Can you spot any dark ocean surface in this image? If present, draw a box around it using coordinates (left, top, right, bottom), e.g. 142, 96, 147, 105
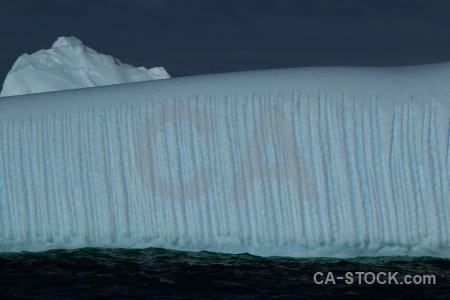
0, 248, 449, 299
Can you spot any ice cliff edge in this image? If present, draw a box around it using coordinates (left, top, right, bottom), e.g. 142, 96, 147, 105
0, 36, 170, 97
0, 62, 449, 256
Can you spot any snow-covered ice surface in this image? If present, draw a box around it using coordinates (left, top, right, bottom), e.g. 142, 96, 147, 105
0, 36, 170, 97
0, 63, 449, 257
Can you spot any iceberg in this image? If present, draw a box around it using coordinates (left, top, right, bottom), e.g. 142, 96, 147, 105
0, 36, 170, 97
0, 62, 449, 258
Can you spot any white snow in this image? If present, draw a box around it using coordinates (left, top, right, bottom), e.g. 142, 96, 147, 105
0, 36, 170, 97
0, 60, 449, 257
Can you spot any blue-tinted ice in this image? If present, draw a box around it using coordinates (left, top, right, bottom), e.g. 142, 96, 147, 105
0, 64, 449, 257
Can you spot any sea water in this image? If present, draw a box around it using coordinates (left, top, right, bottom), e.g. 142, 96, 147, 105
1, 248, 449, 298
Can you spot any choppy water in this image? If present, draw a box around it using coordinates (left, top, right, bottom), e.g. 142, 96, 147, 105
1, 248, 449, 299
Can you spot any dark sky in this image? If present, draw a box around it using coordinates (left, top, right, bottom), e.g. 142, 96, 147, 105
1, 0, 450, 84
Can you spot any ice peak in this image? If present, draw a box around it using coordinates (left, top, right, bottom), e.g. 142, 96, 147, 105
0, 36, 170, 97
52, 36, 84, 48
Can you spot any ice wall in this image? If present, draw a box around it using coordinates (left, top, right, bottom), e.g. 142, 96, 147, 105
0, 36, 170, 97
0, 63, 449, 257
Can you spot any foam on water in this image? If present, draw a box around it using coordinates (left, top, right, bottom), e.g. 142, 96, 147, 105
0, 63, 449, 257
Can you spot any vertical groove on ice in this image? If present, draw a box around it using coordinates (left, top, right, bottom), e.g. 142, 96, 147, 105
0, 90, 449, 256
